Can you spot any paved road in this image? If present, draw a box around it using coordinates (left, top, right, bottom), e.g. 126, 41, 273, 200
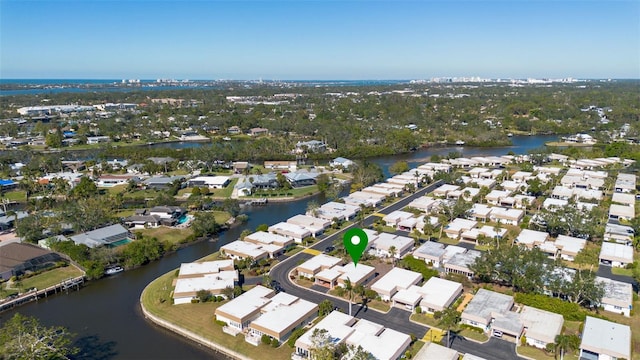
269, 180, 522, 360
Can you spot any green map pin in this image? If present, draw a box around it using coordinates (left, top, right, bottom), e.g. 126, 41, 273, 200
343, 228, 369, 266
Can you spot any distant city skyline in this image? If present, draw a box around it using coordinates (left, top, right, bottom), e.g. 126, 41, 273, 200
1, 1, 638, 80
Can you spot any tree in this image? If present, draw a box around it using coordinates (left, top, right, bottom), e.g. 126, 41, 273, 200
306, 200, 320, 217
318, 299, 334, 317
0, 313, 78, 360
190, 212, 220, 238
309, 328, 334, 360
388, 245, 397, 267
434, 307, 460, 348
343, 277, 354, 316
256, 223, 269, 232
72, 176, 98, 199
389, 160, 409, 175
552, 334, 580, 360
196, 289, 212, 302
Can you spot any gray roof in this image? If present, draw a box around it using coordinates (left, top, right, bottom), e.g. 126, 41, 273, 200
596, 276, 633, 306
446, 249, 481, 268
143, 175, 185, 185
580, 316, 630, 359
0, 211, 29, 226
414, 241, 445, 257
463, 289, 513, 321
70, 224, 129, 248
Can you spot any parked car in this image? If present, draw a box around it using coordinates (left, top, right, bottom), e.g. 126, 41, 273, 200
324, 246, 335, 254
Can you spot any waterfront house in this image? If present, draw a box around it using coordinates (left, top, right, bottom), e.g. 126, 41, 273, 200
172, 260, 238, 304
0, 242, 63, 280
70, 224, 131, 248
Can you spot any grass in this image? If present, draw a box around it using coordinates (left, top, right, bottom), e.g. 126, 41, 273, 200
134, 227, 194, 244
12, 265, 84, 293
406, 341, 425, 357
105, 184, 128, 194
517, 345, 579, 360
141, 270, 294, 360
246, 185, 319, 199
114, 209, 136, 218
123, 188, 162, 200
210, 179, 237, 198
457, 328, 488, 342
410, 313, 440, 327
611, 267, 634, 276
2, 190, 27, 202
366, 299, 391, 313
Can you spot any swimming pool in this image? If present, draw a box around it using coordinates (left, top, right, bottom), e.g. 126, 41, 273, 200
177, 215, 190, 224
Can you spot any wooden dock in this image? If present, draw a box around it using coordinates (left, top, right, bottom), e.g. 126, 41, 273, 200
248, 198, 268, 205
0, 275, 85, 313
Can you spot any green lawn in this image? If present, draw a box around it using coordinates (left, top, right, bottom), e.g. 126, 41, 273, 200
517, 345, 578, 360
12, 266, 84, 293
366, 299, 391, 313
246, 185, 319, 199
141, 270, 294, 360
134, 227, 194, 244
3, 190, 27, 202
457, 328, 488, 342
210, 178, 237, 198
611, 267, 634, 276
410, 313, 440, 327
105, 184, 128, 194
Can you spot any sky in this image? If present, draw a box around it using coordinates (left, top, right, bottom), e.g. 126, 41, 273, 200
1, 0, 639, 80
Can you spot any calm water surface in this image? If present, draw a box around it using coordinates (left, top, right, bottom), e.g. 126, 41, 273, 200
0, 135, 556, 359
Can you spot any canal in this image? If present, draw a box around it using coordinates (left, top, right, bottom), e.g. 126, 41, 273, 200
0, 135, 557, 359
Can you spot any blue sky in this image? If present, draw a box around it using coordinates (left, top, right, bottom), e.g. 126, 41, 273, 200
1, 1, 639, 79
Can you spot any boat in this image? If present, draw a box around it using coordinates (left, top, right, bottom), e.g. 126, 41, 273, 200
104, 266, 124, 275
455, 140, 465, 146
507, 133, 513, 137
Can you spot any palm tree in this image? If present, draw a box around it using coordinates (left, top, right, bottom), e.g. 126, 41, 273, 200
434, 307, 461, 348
388, 246, 397, 267
343, 277, 354, 316
553, 334, 580, 360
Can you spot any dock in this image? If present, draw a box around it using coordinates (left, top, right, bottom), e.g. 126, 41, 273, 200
248, 198, 268, 206
0, 275, 85, 313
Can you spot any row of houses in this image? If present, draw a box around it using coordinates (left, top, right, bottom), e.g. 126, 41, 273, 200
461, 289, 631, 359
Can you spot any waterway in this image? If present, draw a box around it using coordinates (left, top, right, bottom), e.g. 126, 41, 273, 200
0, 135, 557, 359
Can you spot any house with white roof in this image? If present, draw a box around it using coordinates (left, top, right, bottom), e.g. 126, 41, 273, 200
485, 190, 511, 205
172, 260, 238, 304
489, 207, 523, 226
551, 185, 575, 200
413, 241, 446, 267
329, 157, 354, 169
286, 215, 331, 237
604, 223, 635, 246
461, 289, 513, 332
368, 232, 413, 259
608, 204, 635, 222
611, 192, 636, 207
293, 311, 411, 360
414, 342, 458, 360
186, 175, 231, 189
511, 171, 533, 183
220, 240, 269, 261
433, 184, 460, 197
553, 235, 586, 261
500, 180, 527, 193
215, 285, 274, 333
295, 254, 342, 279
444, 218, 477, 239
543, 198, 568, 211
382, 210, 415, 228
579, 317, 630, 360
268, 222, 312, 243
468, 204, 493, 222
515, 229, 549, 248
519, 306, 564, 349
407, 196, 440, 213
336, 262, 376, 287
614, 173, 636, 193
599, 242, 634, 268
370, 268, 422, 301
246, 292, 317, 343
313, 201, 359, 221
417, 277, 463, 313
243, 231, 294, 257
444, 249, 481, 278
343, 191, 385, 207
596, 276, 633, 317
460, 225, 506, 245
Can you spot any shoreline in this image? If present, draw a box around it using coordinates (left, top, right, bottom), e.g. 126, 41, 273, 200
139, 288, 250, 360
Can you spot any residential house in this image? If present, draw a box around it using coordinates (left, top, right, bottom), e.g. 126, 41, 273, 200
70, 224, 131, 248
413, 241, 446, 267
186, 176, 231, 189
444, 249, 481, 278
172, 260, 238, 304
370, 268, 422, 302
579, 317, 630, 360
0, 243, 63, 280
295, 254, 342, 279
596, 276, 633, 317
599, 242, 633, 268
248, 127, 269, 136
329, 157, 354, 169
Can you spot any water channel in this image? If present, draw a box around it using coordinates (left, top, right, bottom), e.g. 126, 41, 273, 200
0, 135, 558, 359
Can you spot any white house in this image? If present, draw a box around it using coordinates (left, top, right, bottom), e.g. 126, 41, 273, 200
579, 317, 630, 360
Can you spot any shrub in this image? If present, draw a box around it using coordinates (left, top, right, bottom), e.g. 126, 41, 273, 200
271, 337, 279, 347
415, 306, 421, 314
514, 293, 586, 321
287, 327, 307, 348
261, 334, 271, 345
215, 320, 227, 327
